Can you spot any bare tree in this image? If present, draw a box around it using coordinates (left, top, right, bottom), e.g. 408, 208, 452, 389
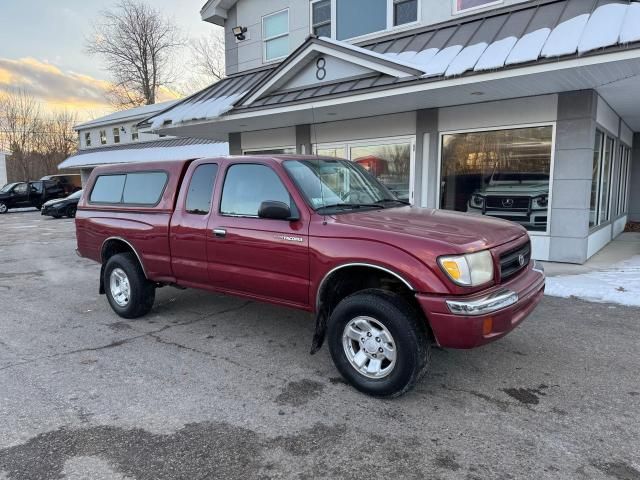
190, 29, 226, 89
0, 89, 42, 180
86, 0, 184, 108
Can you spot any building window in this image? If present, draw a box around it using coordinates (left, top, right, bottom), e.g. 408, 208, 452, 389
99, 130, 107, 145
454, 0, 502, 14
311, 0, 332, 37
84, 132, 91, 148
131, 126, 139, 141
394, 0, 418, 26
616, 144, 631, 216
113, 127, 121, 144
440, 126, 553, 233
314, 136, 414, 202
263, 9, 289, 62
590, 131, 615, 228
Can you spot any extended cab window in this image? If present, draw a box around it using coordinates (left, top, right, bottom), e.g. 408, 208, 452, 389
186, 164, 218, 214
221, 164, 290, 217
90, 172, 167, 205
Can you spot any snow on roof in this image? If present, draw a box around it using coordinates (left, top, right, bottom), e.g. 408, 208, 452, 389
75, 100, 180, 130
58, 139, 228, 169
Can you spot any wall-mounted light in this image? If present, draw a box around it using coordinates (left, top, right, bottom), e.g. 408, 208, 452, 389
233, 26, 247, 41
120, 127, 126, 133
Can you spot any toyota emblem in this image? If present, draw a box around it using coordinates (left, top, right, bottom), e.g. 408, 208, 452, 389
502, 198, 514, 208
518, 254, 526, 266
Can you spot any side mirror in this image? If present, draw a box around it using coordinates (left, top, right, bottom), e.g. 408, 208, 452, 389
258, 201, 297, 221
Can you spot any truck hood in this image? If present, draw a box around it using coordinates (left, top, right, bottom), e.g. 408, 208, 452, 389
331, 207, 527, 252
478, 183, 549, 196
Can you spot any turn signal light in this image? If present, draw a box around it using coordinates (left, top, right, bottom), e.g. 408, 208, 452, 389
441, 260, 462, 280
482, 317, 493, 336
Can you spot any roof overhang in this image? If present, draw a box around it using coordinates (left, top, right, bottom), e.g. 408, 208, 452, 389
201, 0, 237, 26
156, 48, 640, 140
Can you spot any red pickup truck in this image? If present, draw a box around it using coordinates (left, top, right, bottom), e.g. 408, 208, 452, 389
76, 156, 545, 397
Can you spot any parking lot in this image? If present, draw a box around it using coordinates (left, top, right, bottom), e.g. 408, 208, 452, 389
0, 210, 638, 479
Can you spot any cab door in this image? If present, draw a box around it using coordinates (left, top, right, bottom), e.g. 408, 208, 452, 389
169, 161, 219, 288
206, 162, 310, 307
11, 183, 29, 207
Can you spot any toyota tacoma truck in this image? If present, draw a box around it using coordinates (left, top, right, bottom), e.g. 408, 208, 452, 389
75, 156, 545, 397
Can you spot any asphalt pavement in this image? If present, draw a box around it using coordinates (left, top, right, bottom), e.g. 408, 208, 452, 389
0, 210, 638, 480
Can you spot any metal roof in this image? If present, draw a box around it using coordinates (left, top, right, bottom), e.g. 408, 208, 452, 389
75, 100, 179, 130
145, 0, 640, 127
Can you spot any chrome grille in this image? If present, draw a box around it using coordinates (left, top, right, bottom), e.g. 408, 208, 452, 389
500, 241, 531, 281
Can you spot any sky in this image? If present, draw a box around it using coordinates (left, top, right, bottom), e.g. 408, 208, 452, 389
0, 0, 215, 120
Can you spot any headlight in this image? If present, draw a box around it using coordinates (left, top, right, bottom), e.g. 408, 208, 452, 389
470, 194, 485, 208
438, 250, 494, 287
532, 194, 548, 208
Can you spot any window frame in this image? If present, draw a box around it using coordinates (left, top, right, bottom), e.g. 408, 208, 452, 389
99, 130, 107, 145
437, 122, 556, 237
88, 171, 169, 207
310, 0, 333, 38
113, 127, 121, 144
84, 132, 92, 148
219, 162, 298, 219
184, 163, 219, 216
310, 0, 420, 42
590, 129, 617, 230
262, 8, 290, 63
131, 126, 139, 141
453, 0, 503, 15
313, 135, 416, 204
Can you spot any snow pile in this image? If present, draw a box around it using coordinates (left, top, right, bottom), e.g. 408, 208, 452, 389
545, 255, 640, 307
445, 42, 488, 76
620, 3, 640, 44
541, 14, 589, 57
150, 94, 244, 129
506, 28, 551, 65
578, 4, 628, 54
59, 142, 230, 169
422, 45, 463, 77
474, 36, 517, 71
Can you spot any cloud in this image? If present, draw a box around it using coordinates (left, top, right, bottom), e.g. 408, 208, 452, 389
0, 57, 182, 120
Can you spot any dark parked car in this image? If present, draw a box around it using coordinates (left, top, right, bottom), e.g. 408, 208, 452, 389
0, 180, 67, 214
40, 174, 82, 196
41, 189, 83, 218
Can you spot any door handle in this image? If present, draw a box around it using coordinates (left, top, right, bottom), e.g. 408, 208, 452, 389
213, 228, 227, 238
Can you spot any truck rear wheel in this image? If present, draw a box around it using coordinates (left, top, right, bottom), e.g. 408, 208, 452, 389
104, 252, 155, 319
327, 289, 430, 398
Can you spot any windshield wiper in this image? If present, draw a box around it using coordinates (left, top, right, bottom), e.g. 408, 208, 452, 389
316, 203, 385, 212
375, 198, 411, 206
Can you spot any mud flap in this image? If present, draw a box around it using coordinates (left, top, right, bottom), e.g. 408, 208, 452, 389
310, 310, 327, 355
99, 263, 105, 295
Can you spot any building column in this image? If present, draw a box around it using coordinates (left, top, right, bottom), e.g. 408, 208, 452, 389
229, 132, 242, 155
0, 153, 7, 186
296, 125, 312, 155
414, 109, 438, 208
629, 133, 640, 222
548, 90, 598, 264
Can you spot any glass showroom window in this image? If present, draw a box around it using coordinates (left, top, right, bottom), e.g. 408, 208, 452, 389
616, 144, 631, 216
311, 0, 332, 37
315, 139, 413, 201
454, 0, 502, 14
263, 9, 289, 62
440, 126, 552, 232
590, 131, 615, 228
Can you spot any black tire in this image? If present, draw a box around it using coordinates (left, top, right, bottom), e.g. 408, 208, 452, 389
0, 202, 7, 214
328, 289, 431, 398
66, 205, 77, 218
103, 252, 155, 319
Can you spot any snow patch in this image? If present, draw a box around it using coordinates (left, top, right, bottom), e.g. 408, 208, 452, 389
410, 48, 439, 68
474, 37, 517, 71
422, 45, 463, 77
620, 3, 640, 44
541, 14, 589, 57
59, 143, 230, 169
445, 42, 488, 76
150, 94, 243, 129
506, 28, 551, 65
545, 255, 640, 307
578, 4, 628, 54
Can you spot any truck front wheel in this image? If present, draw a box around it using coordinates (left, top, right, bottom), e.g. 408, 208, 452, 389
0, 202, 7, 214
327, 289, 431, 398
104, 252, 155, 319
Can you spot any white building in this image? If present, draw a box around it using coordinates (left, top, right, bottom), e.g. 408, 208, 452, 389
137, 0, 639, 264
59, 100, 229, 183
0, 150, 8, 187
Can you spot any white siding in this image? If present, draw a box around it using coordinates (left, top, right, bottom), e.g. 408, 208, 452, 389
241, 126, 296, 150
312, 112, 416, 144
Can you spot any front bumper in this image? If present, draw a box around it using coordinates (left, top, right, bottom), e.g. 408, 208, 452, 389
41, 204, 64, 216
416, 262, 545, 349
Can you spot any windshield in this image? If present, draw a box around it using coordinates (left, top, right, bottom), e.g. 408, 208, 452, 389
283, 158, 400, 211
0, 183, 18, 193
